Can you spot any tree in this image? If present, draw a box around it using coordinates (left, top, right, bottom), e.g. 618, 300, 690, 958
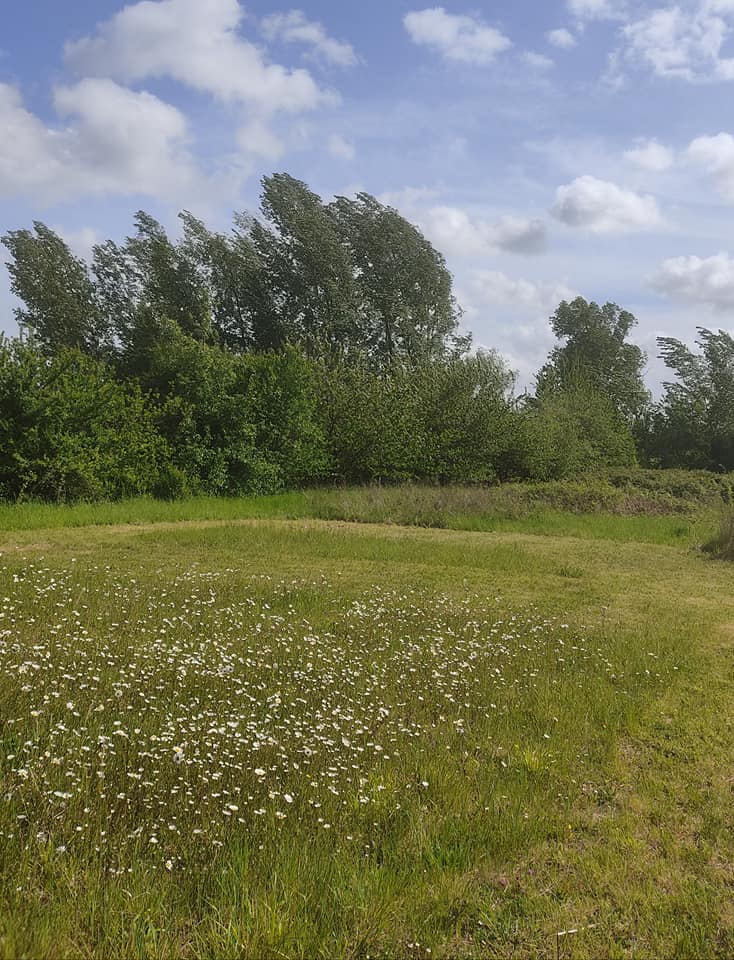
536, 298, 650, 425
330, 192, 468, 364
2, 223, 106, 356
92, 211, 213, 371
522, 377, 638, 479
178, 211, 276, 353
143, 323, 329, 495
252, 173, 360, 360
651, 328, 734, 470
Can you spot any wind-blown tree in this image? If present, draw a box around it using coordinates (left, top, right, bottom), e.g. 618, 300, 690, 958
651, 328, 734, 470
252, 173, 361, 361
536, 297, 650, 425
2, 223, 106, 356
3, 174, 469, 371
92, 211, 213, 370
329, 192, 468, 364
178, 211, 276, 353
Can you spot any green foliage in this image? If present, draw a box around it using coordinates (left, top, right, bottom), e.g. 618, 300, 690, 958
321, 352, 514, 483
537, 297, 650, 425
92, 211, 214, 370
0, 340, 168, 501
253, 173, 360, 360
651, 328, 734, 470
329, 191, 468, 363
2, 223, 106, 356
145, 324, 329, 495
2, 176, 730, 504
178, 211, 273, 353
517, 380, 638, 480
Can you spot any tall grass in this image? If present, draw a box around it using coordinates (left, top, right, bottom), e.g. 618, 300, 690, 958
702, 507, 734, 559
0, 492, 309, 532
0, 476, 721, 547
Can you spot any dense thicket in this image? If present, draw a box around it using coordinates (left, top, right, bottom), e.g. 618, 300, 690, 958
1, 172, 728, 502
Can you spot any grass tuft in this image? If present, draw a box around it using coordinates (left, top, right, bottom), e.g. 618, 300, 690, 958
702, 508, 734, 559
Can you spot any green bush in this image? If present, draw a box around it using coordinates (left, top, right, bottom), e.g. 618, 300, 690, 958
0, 341, 170, 502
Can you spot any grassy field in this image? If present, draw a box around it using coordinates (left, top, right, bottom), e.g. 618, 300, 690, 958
1, 491, 733, 957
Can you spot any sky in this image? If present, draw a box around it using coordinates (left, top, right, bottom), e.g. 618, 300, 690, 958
3, 0, 734, 389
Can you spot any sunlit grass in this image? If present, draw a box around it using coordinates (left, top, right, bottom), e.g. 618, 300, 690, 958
0, 511, 733, 957
0, 481, 719, 548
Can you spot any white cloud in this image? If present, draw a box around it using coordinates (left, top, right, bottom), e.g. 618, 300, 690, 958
547, 28, 577, 49
625, 138, 675, 171
0, 85, 65, 197
0, 79, 200, 203
654, 252, 734, 308
327, 134, 355, 160
419, 206, 546, 256
65, 0, 332, 113
237, 119, 285, 160
621, 2, 734, 82
261, 10, 358, 67
567, 0, 625, 20
488, 215, 548, 254
403, 7, 511, 65
472, 269, 577, 312
54, 79, 196, 197
688, 132, 734, 199
377, 189, 546, 256
378, 186, 439, 208
523, 52, 554, 69
551, 175, 664, 233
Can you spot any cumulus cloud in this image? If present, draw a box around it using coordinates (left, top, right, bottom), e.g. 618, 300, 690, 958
472, 269, 577, 312
377, 189, 546, 257
620, 2, 734, 82
688, 132, 734, 199
261, 10, 358, 67
625, 138, 675, 171
65, 0, 332, 112
551, 175, 663, 233
547, 28, 577, 48
0, 85, 66, 197
420, 207, 546, 256
654, 252, 734, 308
57, 227, 100, 262
403, 7, 511, 65
0, 79, 200, 203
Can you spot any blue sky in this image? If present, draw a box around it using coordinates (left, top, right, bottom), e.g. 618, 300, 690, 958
3, 0, 734, 387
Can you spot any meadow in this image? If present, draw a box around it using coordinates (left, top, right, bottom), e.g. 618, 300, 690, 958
1, 485, 733, 957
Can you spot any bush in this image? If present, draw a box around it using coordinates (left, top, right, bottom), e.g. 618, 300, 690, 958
0, 341, 171, 502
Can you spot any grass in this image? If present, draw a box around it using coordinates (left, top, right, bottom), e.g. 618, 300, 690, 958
0, 491, 308, 532
0, 477, 720, 547
703, 507, 734, 559
0, 493, 733, 956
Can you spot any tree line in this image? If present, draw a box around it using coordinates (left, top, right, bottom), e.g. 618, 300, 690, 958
1, 172, 732, 502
